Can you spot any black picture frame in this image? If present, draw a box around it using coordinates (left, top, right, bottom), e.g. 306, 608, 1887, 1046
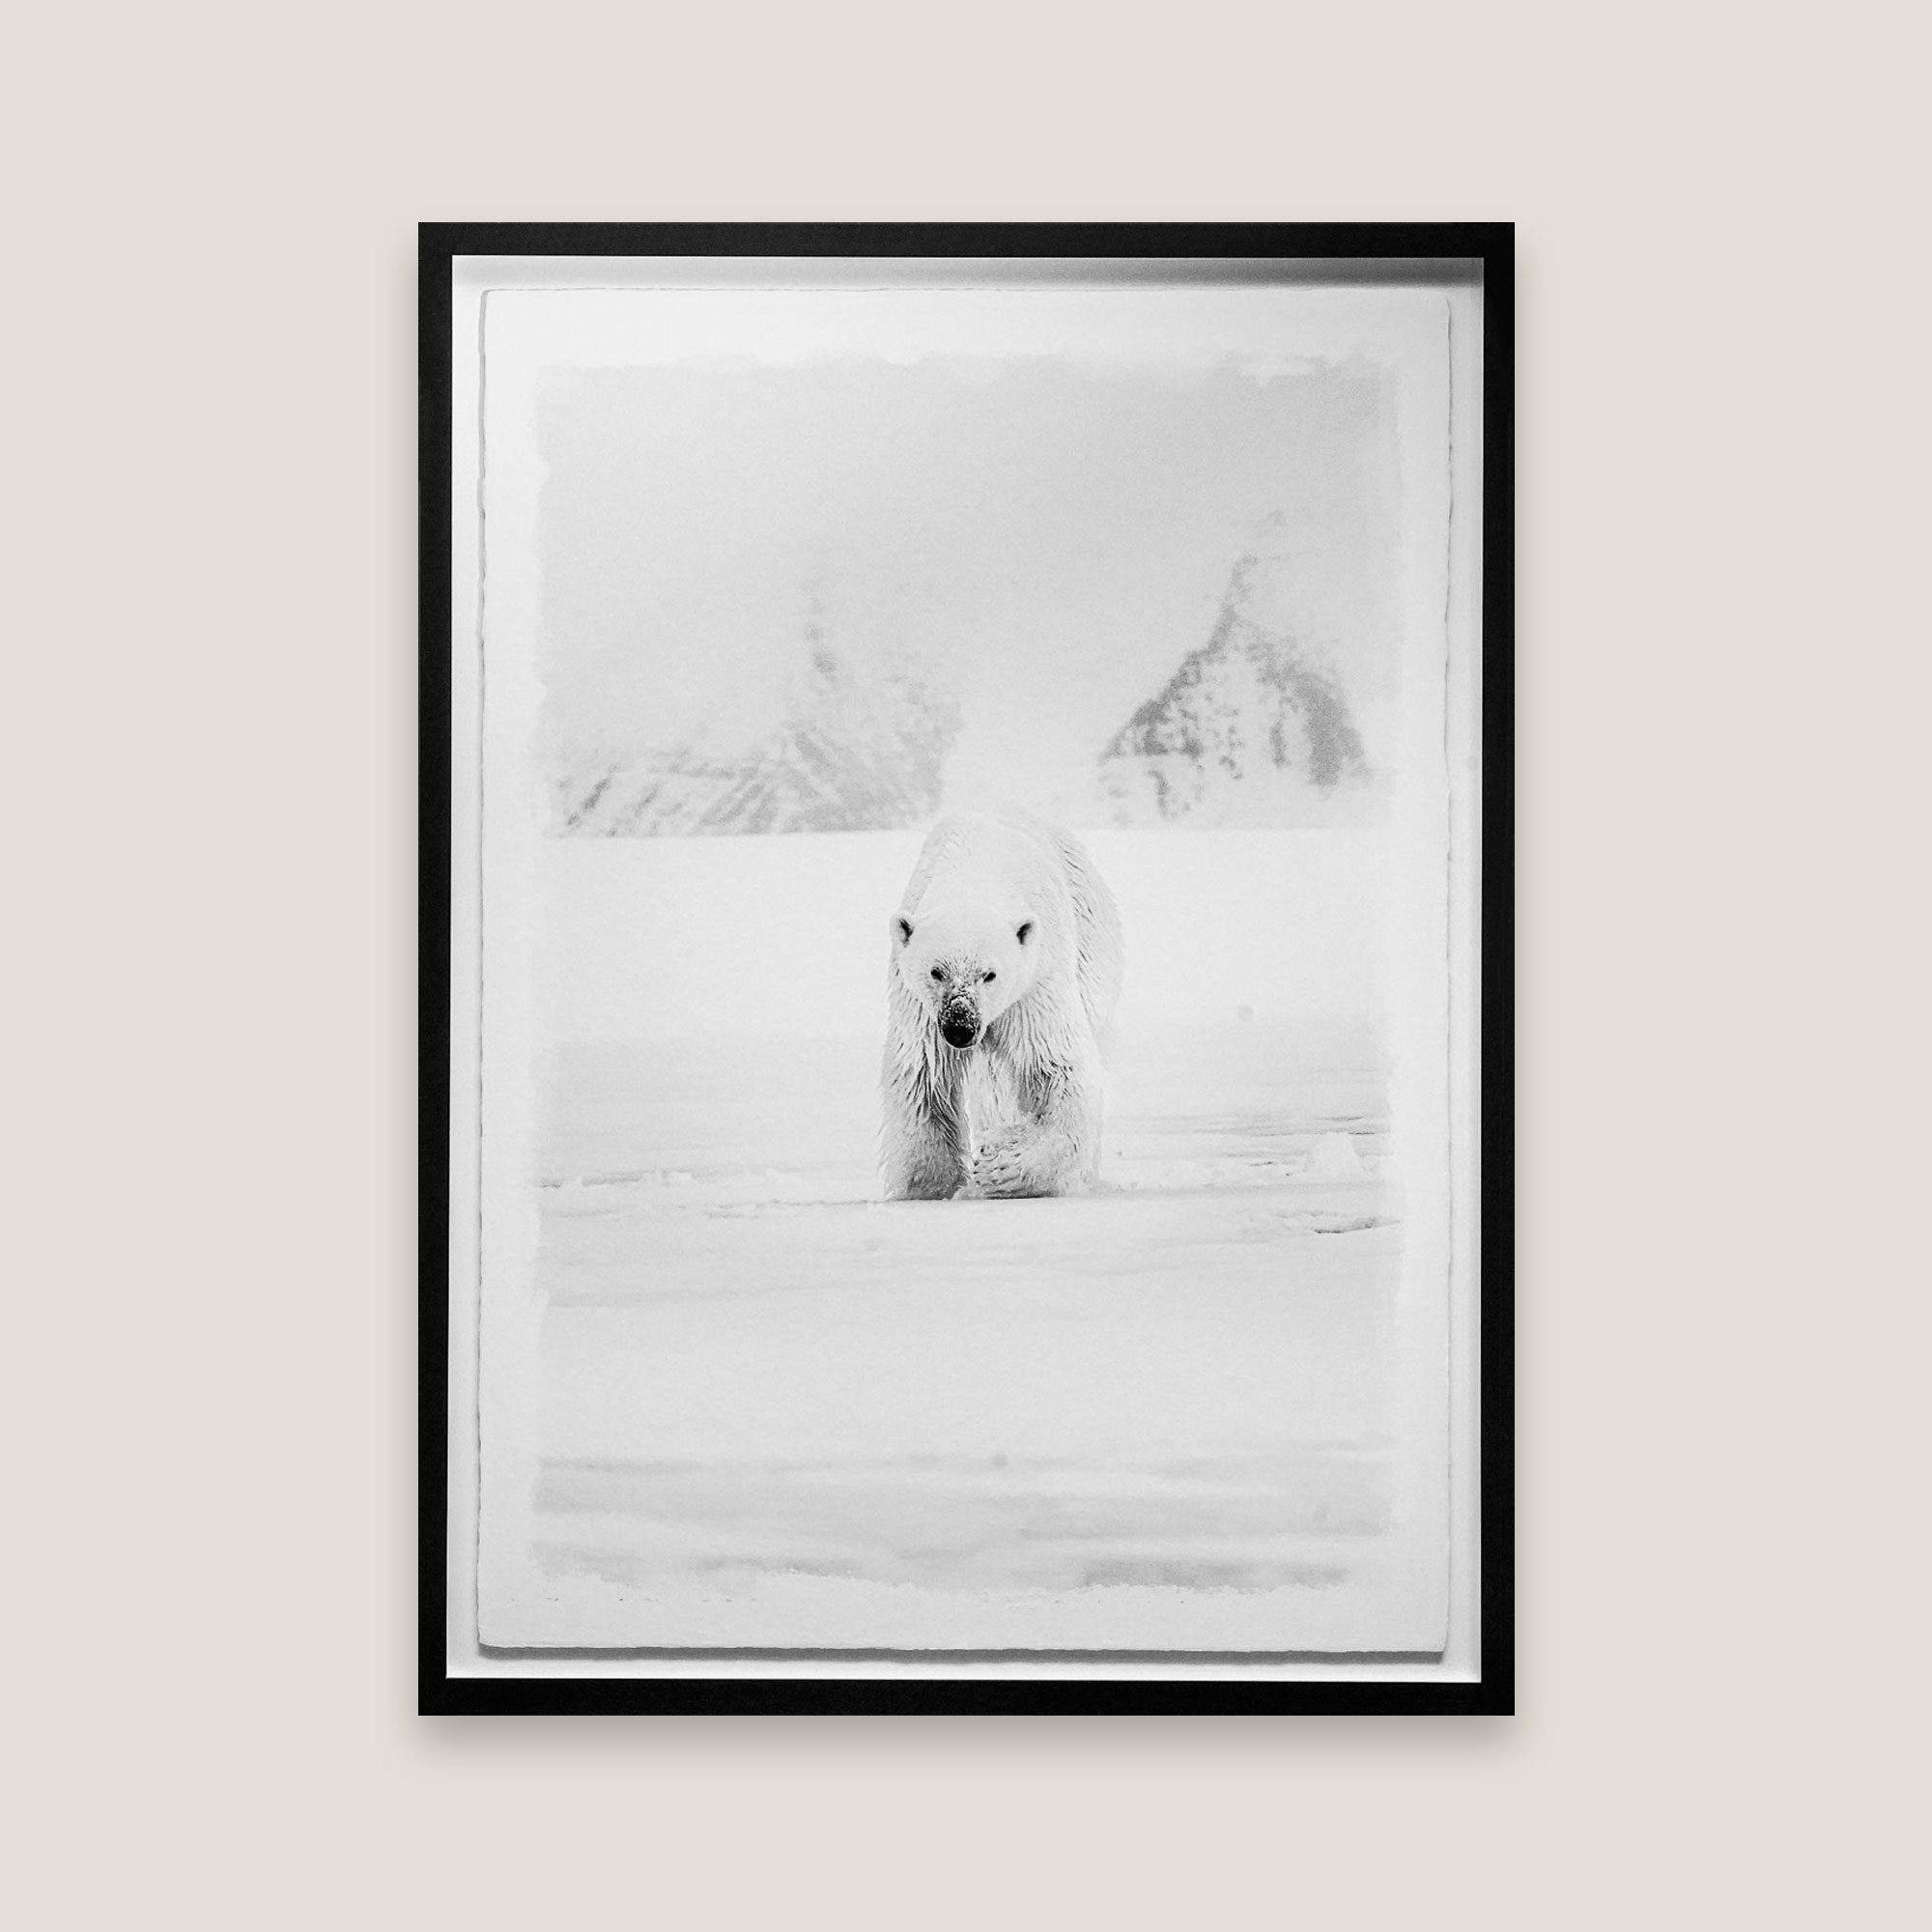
419, 221, 1513, 1716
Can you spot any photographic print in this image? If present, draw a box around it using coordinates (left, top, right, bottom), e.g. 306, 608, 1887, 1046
424, 227, 1509, 1709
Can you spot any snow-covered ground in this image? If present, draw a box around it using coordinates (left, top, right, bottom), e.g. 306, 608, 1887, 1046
480, 831, 1447, 1650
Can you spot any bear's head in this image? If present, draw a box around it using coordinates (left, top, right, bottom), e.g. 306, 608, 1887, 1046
891, 901, 1039, 1050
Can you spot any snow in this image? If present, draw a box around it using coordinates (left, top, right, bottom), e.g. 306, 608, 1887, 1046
1297, 1131, 1368, 1184
482, 829, 1445, 1650
538, 827, 1390, 1043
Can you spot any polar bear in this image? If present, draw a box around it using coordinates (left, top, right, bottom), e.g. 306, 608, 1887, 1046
882, 812, 1123, 1201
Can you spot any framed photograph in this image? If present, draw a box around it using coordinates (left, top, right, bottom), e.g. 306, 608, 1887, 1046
422, 223, 1512, 1713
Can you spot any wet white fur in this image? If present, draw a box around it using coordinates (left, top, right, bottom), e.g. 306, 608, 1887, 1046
882, 813, 1123, 1200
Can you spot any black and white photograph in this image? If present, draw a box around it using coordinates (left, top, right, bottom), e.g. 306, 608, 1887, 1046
431, 231, 1504, 1693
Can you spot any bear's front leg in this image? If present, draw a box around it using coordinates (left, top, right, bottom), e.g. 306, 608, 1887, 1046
881, 1050, 970, 1201
969, 1061, 1097, 1200
969, 1125, 1062, 1199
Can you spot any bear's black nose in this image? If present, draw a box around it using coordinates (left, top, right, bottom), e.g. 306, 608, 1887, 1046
939, 998, 980, 1050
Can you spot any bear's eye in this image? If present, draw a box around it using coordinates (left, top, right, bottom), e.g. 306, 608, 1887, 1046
982, 970, 996, 982
1015, 922, 1033, 946
895, 917, 913, 945
929, 967, 944, 981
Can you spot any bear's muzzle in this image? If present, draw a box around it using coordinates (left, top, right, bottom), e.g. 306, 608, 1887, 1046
938, 995, 981, 1050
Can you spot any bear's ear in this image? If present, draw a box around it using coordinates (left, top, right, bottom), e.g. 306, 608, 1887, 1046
1015, 921, 1033, 946
895, 916, 914, 946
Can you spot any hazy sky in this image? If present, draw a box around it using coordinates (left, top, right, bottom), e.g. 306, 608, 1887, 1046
536, 352, 1403, 797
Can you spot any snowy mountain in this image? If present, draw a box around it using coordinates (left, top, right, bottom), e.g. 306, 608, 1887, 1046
556, 636, 958, 838
1095, 548, 1373, 828
552, 532, 1384, 838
